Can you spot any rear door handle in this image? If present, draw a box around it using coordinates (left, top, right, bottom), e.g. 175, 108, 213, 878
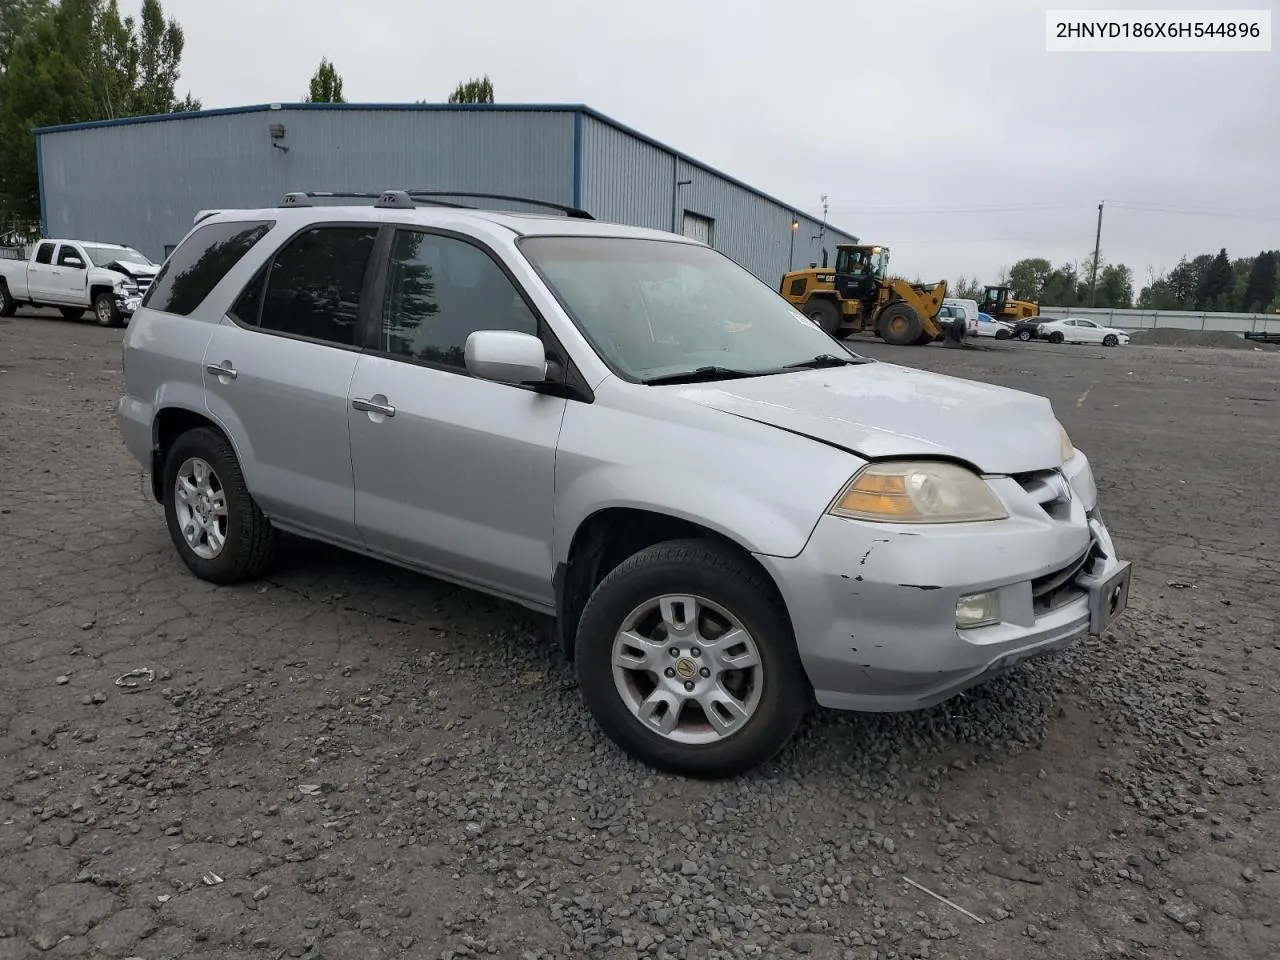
352, 396, 395, 417
206, 362, 237, 380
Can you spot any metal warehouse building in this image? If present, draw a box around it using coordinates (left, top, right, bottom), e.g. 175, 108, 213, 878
34, 103, 856, 285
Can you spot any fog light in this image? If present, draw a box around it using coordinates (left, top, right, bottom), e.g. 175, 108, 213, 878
956, 591, 1000, 629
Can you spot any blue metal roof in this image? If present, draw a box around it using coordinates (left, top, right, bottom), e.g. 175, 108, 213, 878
33, 102, 853, 237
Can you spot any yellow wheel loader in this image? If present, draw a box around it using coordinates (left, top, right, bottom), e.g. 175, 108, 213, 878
780, 245, 949, 346
979, 285, 1040, 320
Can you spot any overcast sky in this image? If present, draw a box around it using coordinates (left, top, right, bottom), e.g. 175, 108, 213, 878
157, 0, 1277, 289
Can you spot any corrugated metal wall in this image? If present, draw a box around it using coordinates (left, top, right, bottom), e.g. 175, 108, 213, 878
38, 108, 575, 262
38, 105, 855, 287
578, 114, 856, 286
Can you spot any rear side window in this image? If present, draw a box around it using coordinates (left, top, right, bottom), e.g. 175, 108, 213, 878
142, 219, 274, 316
34, 243, 54, 265
256, 226, 379, 346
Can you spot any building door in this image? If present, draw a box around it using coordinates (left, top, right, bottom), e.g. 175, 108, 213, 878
682, 211, 714, 246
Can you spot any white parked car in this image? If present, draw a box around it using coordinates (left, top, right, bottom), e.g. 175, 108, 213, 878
974, 312, 1014, 339
1039, 317, 1130, 347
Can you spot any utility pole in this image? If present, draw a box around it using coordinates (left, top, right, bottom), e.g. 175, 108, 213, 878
1088, 200, 1104, 307
811, 194, 829, 267
789, 217, 798, 271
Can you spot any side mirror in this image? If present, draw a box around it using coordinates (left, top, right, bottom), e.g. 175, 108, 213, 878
63, 257, 84, 269
465, 329, 548, 386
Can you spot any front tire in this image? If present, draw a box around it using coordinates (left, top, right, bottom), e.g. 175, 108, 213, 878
1048, 331, 1065, 344
93, 292, 122, 327
804, 298, 841, 336
574, 538, 812, 778
1102, 334, 1119, 347
1017, 329, 1034, 341
162, 427, 276, 584
877, 303, 924, 346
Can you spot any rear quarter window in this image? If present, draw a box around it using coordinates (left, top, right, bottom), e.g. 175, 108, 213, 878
142, 219, 275, 316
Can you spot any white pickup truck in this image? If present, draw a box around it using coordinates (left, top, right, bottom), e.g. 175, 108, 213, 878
0, 239, 159, 326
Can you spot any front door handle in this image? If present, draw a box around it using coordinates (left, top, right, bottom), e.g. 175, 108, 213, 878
206, 362, 238, 380
352, 396, 395, 417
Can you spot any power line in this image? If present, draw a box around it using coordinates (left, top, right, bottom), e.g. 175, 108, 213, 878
1107, 201, 1280, 222
826, 200, 1280, 222
827, 202, 1086, 216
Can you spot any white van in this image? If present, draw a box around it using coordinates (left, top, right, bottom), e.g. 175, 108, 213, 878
940, 298, 979, 337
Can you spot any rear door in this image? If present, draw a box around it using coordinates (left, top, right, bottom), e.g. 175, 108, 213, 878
202, 223, 380, 546
346, 227, 566, 604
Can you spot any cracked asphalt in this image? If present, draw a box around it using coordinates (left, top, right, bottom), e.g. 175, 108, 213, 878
1, 311, 1277, 960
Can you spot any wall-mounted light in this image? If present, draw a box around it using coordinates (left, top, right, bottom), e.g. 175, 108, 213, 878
269, 122, 288, 153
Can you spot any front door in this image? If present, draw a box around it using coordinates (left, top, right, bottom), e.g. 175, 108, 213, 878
202, 223, 381, 546
26, 242, 60, 301
348, 228, 566, 605
55, 243, 89, 304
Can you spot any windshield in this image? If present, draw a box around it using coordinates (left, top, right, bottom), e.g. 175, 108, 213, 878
519, 236, 861, 382
82, 245, 152, 267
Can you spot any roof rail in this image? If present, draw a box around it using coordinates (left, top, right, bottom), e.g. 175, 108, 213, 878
404, 190, 595, 220
276, 189, 594, 219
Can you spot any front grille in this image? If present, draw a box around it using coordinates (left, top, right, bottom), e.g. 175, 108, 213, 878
1031, 546, 1091, 613
133, 276, 153, 292
1013, 468, 1072, 520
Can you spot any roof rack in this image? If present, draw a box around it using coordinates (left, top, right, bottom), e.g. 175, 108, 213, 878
277, 189, 594, 220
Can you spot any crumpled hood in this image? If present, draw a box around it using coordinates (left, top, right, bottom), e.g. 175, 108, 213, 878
676, 361, 1063, 475
106, 261, 159, 279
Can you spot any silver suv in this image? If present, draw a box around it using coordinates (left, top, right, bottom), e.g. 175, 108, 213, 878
117, 190, 1132, 777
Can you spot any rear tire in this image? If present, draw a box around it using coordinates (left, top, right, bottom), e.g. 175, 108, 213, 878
93, 292, 122, 327
877, 302, 924, 346
162, 427, 277, 585
804, 298, 841, 336
574, 538, 812, 778
1102, 334, 1119, 347
0, 284, 14, 317
60, 307, 85, 321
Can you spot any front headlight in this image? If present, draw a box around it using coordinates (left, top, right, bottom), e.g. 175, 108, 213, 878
1058, 422, 1075, 463
828, 461, 1009, 524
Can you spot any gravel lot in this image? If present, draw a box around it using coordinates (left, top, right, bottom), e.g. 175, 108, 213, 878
2, 311, 1277, 960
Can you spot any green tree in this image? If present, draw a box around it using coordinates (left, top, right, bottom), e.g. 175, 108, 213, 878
447, 74, 494, 104
1240, 250, 1278, 314
0, 0, 199, 228
1007, 257, 1053, 301
1194, 248, 1234, 310
304, 56, 345, 103
1041, 263, 1082, 307
1095, 263, 1133, 309
0, 0, 49, 78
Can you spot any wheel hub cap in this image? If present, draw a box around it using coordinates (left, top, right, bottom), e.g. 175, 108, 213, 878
611, 594, 763, 745
173, 457, 228, 560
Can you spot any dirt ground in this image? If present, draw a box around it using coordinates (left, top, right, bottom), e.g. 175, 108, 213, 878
1, 311, 1277, 960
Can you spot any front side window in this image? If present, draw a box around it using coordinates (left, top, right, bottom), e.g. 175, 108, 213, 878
56, 245, 84, 267
144, 219, 274, 316
379, 229, 538, 369
520, 236, 864, 382
257, 225, 378, 346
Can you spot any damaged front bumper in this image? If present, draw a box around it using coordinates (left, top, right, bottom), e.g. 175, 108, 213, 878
755, 450, 1132, 713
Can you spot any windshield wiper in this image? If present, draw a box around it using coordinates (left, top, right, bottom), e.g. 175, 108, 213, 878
642, 366, 761, 385
783, 353, 869, 369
